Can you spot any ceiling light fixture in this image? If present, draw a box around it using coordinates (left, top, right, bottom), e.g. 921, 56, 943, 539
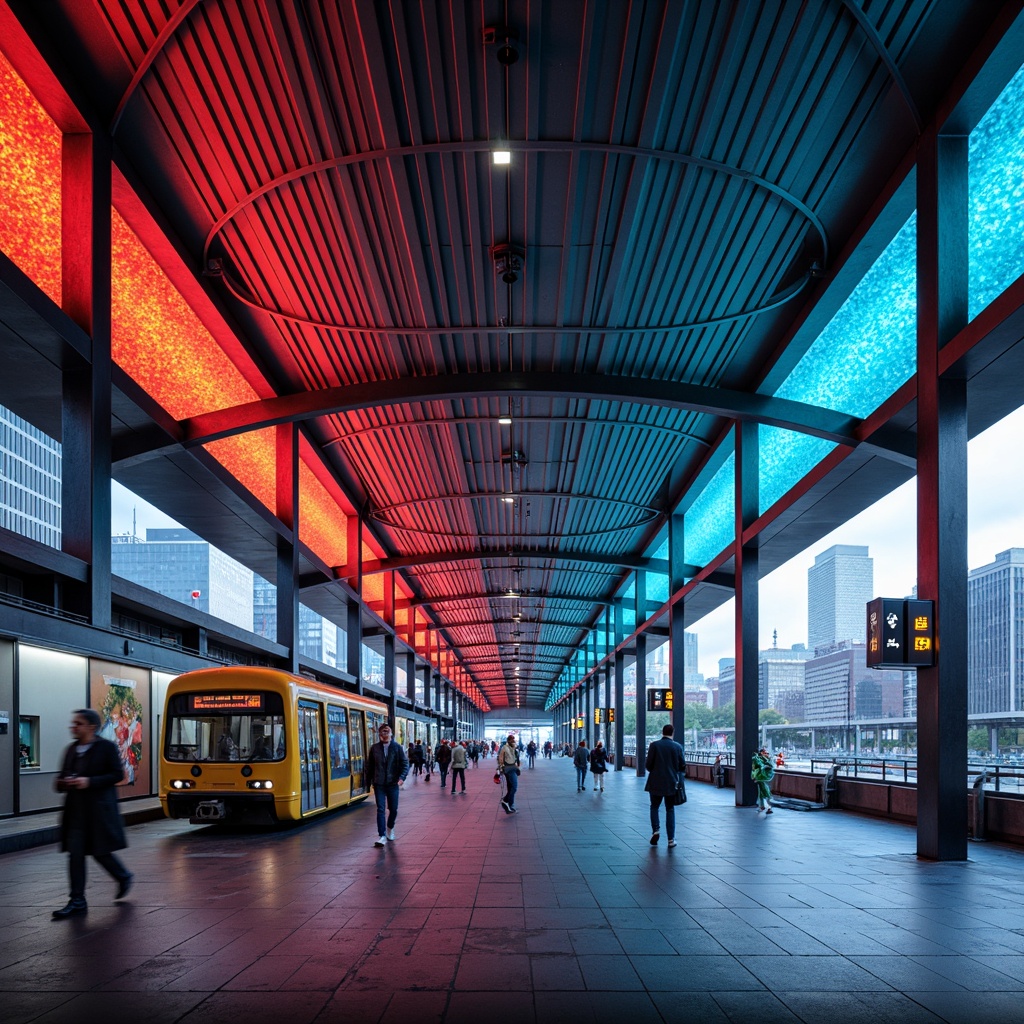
483, 24, 520, 66
492, 243, 525, 284
498, 415, 512, 425
493, 149, 511, 165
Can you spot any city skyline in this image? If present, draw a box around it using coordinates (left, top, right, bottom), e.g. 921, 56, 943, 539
112, 403, 1024, 686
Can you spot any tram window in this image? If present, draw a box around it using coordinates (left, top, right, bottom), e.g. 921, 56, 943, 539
327, 705, 350, 779
164, 692, 286, 762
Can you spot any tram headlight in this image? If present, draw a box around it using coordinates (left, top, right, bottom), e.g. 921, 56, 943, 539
246, 780, 273, 790
170, 779, 195, 789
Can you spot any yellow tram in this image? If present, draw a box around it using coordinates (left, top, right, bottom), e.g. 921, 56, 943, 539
159, 666, 389, 824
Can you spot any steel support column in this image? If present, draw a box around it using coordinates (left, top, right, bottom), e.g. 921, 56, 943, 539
347, 601, 362, 694
635, 633, 647, 777
383, 632, 396, 726
735, 422, 759, 806
61, 132, 111, 627
614, 648, 625, 769
916, 133, 969, 861
275, 423, 300, 674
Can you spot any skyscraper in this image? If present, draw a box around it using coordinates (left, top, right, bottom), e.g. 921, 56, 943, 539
0, 405, 61, 549
968, 549, 1024, 714
807, 544, 874, 651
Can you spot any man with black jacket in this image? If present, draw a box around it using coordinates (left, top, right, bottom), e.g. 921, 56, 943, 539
644, 724, 686, 848
52, 708, 133, 918
435, 739, 452, 788
368, 724, 409, 847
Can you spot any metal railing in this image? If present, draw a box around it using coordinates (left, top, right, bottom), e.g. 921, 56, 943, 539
673, 750, 1024, 795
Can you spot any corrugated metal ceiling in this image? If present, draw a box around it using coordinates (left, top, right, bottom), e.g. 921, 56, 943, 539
29, 0, 1000, 708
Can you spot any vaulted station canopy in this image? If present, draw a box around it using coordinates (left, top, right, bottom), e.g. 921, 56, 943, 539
7, 0, 1021, 713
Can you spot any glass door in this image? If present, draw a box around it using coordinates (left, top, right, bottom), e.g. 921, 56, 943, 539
349, 709, 366, 797
298, 701, 325, 814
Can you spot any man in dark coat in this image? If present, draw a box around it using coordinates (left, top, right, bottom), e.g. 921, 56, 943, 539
53, 708, 133, 918
435, 739, 452, 788
644, 723, 686, 848
368, 723, 409, 847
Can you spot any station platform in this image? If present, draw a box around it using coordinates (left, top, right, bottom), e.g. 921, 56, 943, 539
2, 756, 1024, 1024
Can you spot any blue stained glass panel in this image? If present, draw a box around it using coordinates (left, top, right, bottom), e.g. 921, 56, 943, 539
761, 213, 917, 513
759, 427, 836, 514
647, 571, 669, 607
774, 214, 917, 417
684, 453, 735, 567
969, 60, 1024, 319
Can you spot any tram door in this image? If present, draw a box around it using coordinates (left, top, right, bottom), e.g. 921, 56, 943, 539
298, 701, 325, 814
349, 710, 367, 797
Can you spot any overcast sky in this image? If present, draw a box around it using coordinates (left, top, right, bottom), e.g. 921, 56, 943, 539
113, 405, 1024, 681
692, 404, 1024, 678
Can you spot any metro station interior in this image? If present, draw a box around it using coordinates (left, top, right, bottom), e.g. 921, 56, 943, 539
3, 2, 1024, 1021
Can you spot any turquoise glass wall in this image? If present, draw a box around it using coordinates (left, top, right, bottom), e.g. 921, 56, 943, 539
760, 213, 918, 512
969, 60, 1024, 319
684, 452, 735, 567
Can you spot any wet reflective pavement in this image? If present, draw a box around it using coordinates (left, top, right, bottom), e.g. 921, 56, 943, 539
3, 757, 1024, 1023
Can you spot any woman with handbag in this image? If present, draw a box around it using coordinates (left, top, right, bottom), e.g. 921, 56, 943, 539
497, 734, 521, 814
643, 724, 686, 848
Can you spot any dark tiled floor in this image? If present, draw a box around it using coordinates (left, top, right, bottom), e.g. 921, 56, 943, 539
3, 758, 1024, 1022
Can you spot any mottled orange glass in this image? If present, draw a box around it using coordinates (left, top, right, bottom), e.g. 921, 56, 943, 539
0, 48, 61, 303
298, 460, 348, 567
111, 209, 257, 417
112, 208, 353, 569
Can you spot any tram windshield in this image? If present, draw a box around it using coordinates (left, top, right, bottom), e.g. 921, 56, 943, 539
164, 691, 286, 763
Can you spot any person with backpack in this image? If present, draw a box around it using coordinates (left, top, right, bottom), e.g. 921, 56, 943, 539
752, 746, 775, 814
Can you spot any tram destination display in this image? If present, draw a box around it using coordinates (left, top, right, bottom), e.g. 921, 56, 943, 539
189, 693, 264, 711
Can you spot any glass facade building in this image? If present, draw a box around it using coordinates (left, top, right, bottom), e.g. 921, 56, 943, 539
0, 405, 60, 549
968, 549, 1024, 715
807, 544, 874, 651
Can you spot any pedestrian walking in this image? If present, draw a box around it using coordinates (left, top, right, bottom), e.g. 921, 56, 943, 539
644, 724, 686, 848
450, 740, 468, 793
435, 739, 452, 789
589, 740, 609, 791
52, 708, 133, 918
573, 739, 589, 791
752, 746, 775, 814
526, 740, 537, 768
411, 739, 425, 777
368, 723, 409, 847
497, 733, 521, 813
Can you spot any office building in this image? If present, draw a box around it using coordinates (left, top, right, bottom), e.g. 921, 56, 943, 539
111, 528, 253, 632
759, 644, 812, 720
0, 405, 60, 549
968, 548, 1024, 714
808, 544, 874, 650
804, 641, 904, 722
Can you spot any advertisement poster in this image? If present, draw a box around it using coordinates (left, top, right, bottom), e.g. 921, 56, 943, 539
89, 660, 150, 796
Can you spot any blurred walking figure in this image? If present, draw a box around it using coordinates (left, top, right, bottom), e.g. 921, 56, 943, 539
435, 740, 452, 789
589, 740, 610, 791
752, 746, 775, 814
52, 709, 133, 918
573, 740, 589, 792
450, 740, 468, 793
